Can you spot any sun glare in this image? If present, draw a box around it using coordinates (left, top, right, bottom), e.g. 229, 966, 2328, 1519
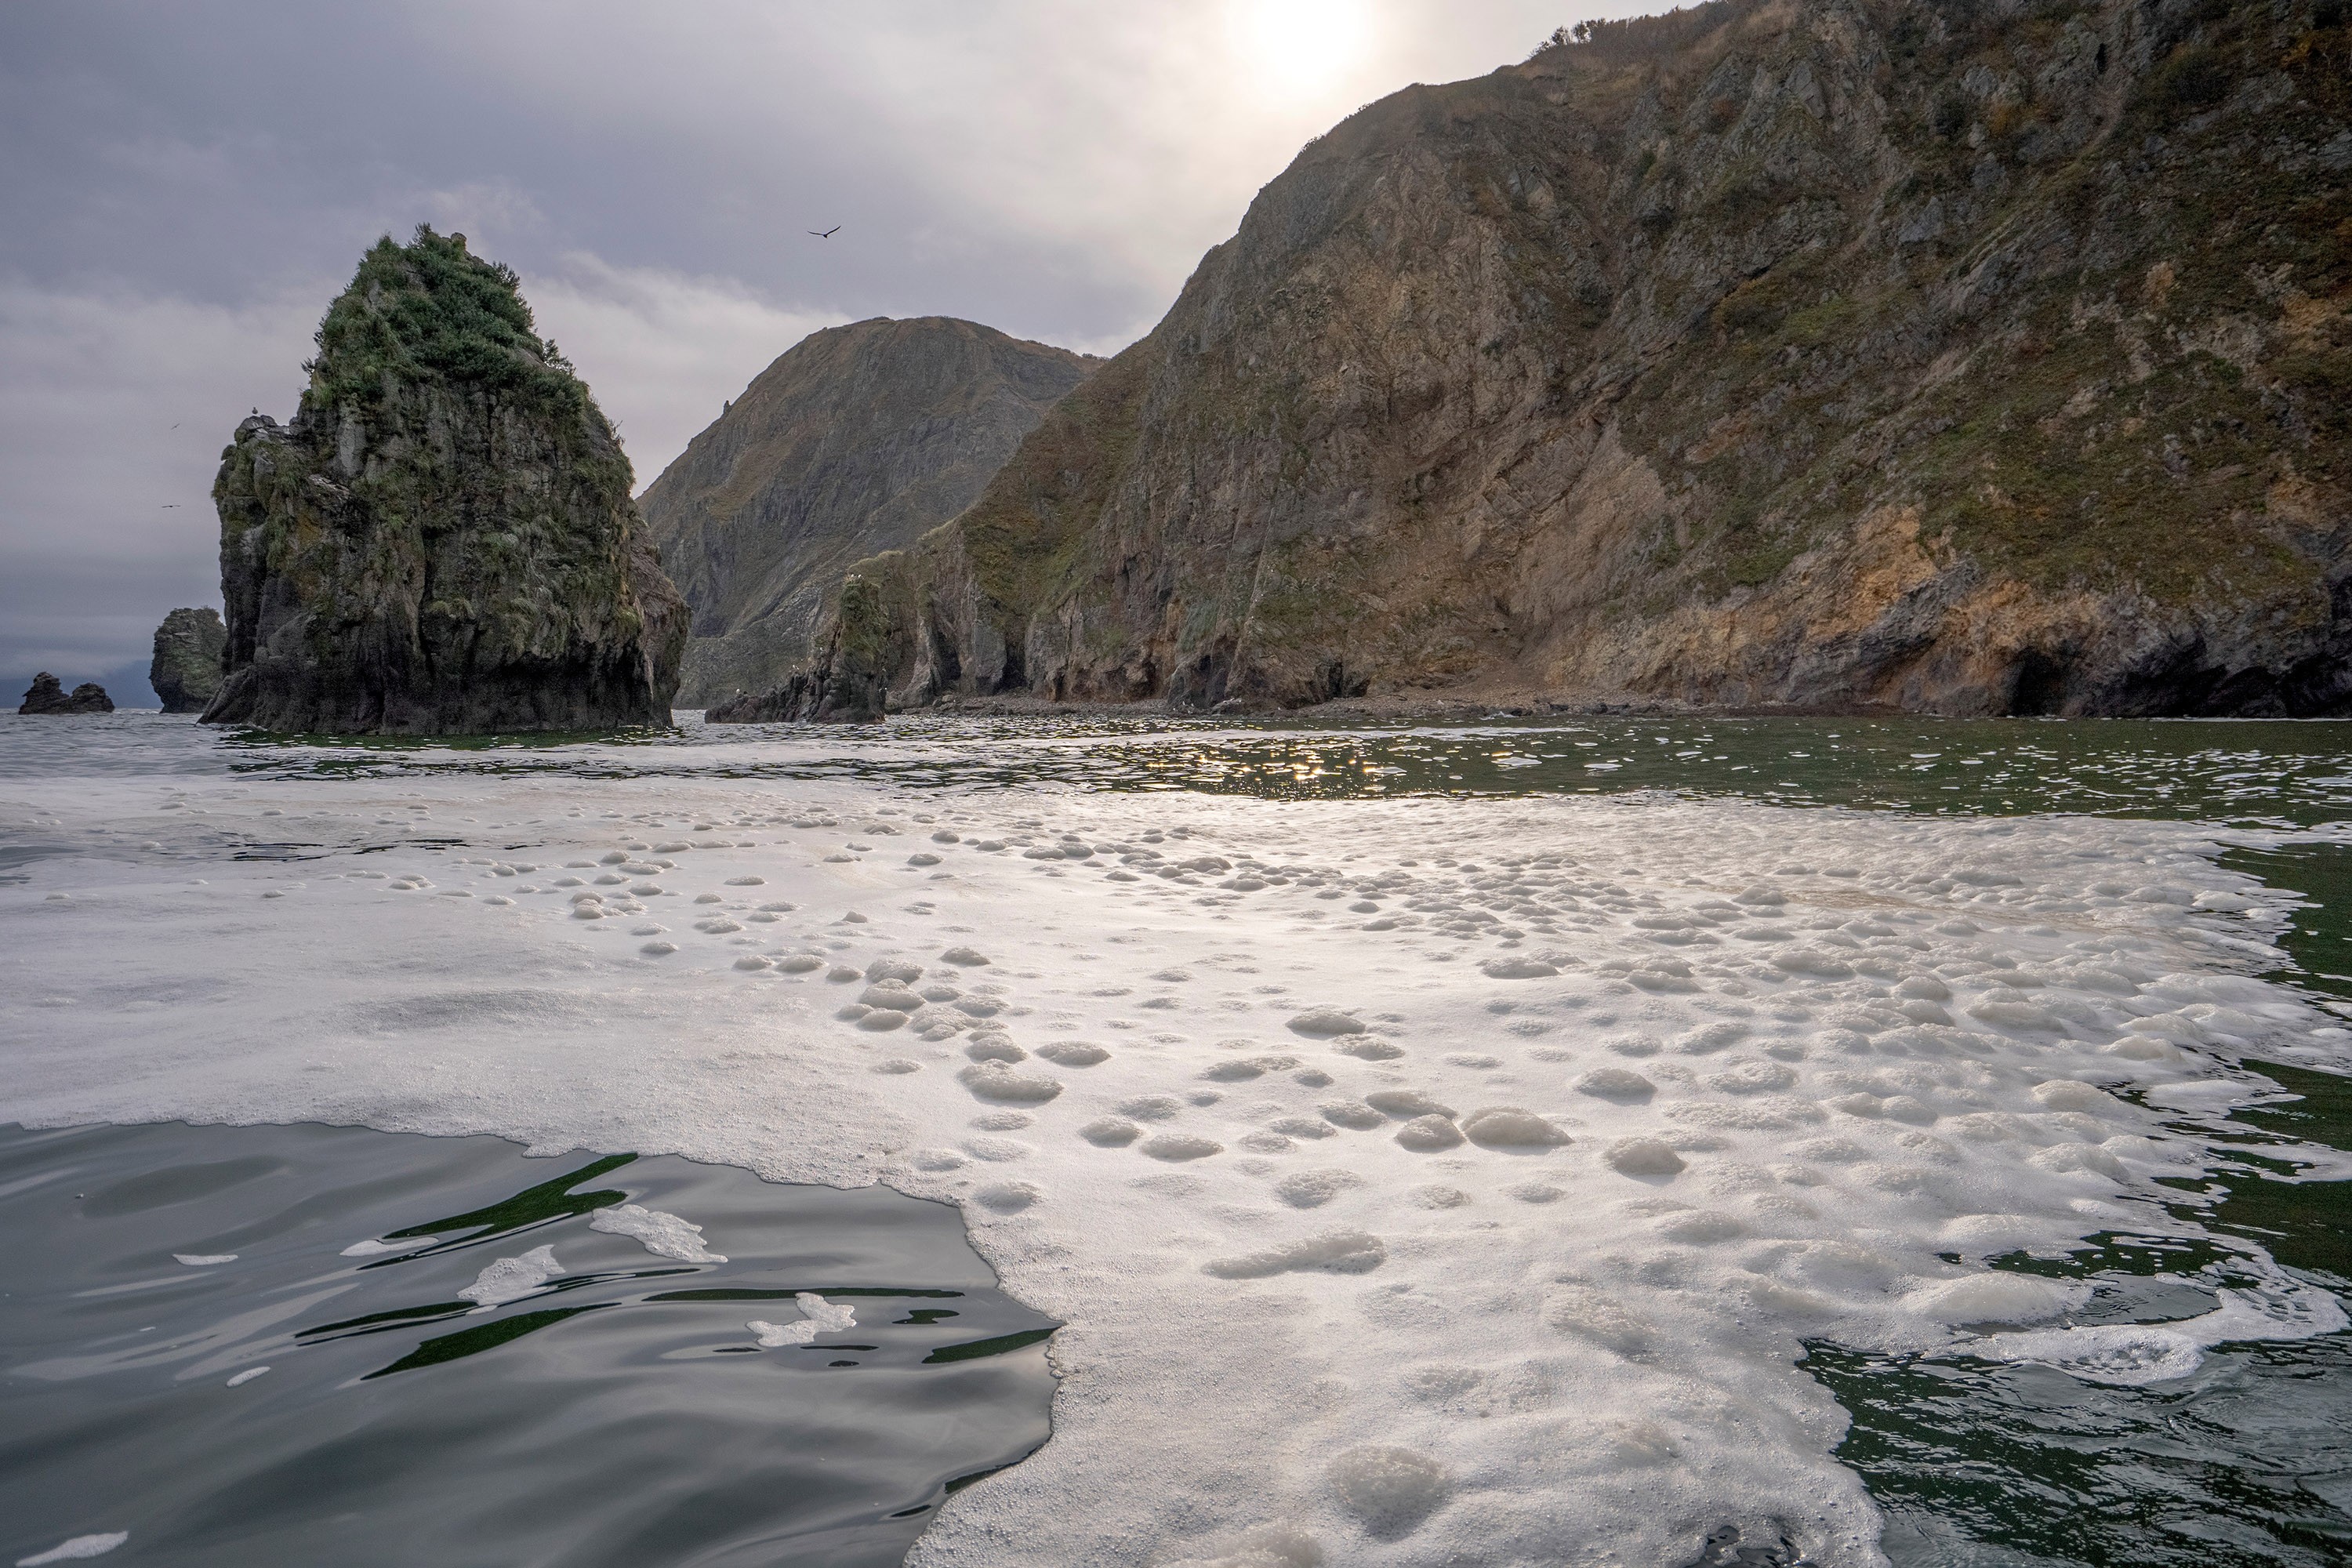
1227, 0, 1368, 96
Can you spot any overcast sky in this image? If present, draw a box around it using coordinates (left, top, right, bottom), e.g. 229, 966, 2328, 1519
0, 0, 1646, 702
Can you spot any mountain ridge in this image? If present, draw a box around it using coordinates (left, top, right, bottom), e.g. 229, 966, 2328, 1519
640, 316, 1094, 706
754, 0, 2352, 721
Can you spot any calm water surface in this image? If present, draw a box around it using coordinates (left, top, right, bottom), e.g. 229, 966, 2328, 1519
0, 1122, 1057, 1568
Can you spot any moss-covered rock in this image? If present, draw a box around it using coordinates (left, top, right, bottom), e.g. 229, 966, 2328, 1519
150, 607, 225, 713
204, 227, 687, 735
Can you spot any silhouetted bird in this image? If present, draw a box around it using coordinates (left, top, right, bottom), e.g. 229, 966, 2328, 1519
809, 226, 840, 238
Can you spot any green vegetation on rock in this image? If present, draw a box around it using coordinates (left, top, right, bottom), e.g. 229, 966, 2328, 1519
206, 227, 685, 735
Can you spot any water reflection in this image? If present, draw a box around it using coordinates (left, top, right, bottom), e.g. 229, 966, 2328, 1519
0, 1122, 1058, 1568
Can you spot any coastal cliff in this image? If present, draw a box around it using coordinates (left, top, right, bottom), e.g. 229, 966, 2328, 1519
204, 227, 687, 735
772, 0, 2352, 719
643, 317, 1092, 708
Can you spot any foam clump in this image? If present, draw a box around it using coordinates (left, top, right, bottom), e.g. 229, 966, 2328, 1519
1460, 1107, 1569, 1148
459, 1243, 563, 1306
1326, 1445, 1453, 1536
1140, 1133, 1223, 1161
1603, 1138, 1686, 1177
588, 1203, 726, 1263
1159, 1526, 1324, 1568
15, 1534, 130, 1565
1394, 1115, 1464, 1151
975, 1181, 1043, 1213
1203, 1230, 1385, 1278
959, 1062, 1064, 1102
1286, 1009, 1363, 1036
749, 1291, 858, 1347
1273, 1170, 1362, 1207
1577, 1068, 1657, 1102
1907, 1272, 2077, 1324
1542, 1283, 1654, 1355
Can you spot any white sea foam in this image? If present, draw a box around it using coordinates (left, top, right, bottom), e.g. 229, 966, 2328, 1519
340, 1236, 431, 1257
171, 1253, 234, 1266
749, 1291, 856, 1347
457, 1244, 563, 1307
4, 763, 2347, 1566
14, 1535, 128, 1566
588, 1202, 726, 1262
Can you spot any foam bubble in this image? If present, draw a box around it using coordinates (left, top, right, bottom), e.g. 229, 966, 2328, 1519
1139, 1134, 1223, 1161
959, 1063, 1063, 1103
1203, 1230, 1385, 1278
588, 1203, 727, 1263
14, 1534, 129, 1565
1603, 1138, 1686, 1177
1393, 1116, 1465, 1152
1273, 1170, 1363, 1207
1327, 1446, 1452, 1537
1576, 1068, 1657, 1102
458, 1244, 563, 1307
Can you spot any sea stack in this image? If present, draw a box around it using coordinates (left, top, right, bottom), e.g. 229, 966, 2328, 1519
19, 674, 114, 714
641, 317, 1093, 707
150, 607, 227, 713
203, 226, 687, 734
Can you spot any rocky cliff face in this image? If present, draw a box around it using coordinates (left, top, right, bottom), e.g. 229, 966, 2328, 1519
204, 227, 687, 735
150, 607, 226, 713
782, 0, 2352, 719
642, 317, 1093, 706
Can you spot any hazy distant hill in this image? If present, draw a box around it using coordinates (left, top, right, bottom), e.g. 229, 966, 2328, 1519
771, 0, 2352, 719
639, 318, 1094, 706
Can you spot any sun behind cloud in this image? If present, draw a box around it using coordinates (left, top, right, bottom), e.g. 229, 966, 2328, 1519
1226, 0, 1372, 96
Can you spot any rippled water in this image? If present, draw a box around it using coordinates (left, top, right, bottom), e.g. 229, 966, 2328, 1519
2, 708, 2347, 1567
0, 1121, 1057, 1567
9, 710, 2352, 828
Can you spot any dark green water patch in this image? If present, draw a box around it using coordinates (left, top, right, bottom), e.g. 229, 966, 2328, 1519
1808, 1335, 2352, 1566
0, 1121, 1058, 1568
1808, 1046, 2352, 1566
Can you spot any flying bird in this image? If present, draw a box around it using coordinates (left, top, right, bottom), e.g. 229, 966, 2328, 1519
809, 226, 840, 238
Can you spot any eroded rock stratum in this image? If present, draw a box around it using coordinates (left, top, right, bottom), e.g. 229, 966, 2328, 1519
775, 0, 2351, 720
205, 227, 686, 735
